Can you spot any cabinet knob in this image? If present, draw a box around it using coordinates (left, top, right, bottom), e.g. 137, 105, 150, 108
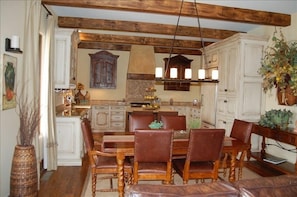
224, 100, 227, 103
223, 121, 227, 124
224, 89, 227, 92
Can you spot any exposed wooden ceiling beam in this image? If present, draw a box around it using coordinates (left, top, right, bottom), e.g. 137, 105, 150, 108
42, 0, 291, 26
78, 42, 202, 55
58, 17, 241, 40
79, 32, 213, 50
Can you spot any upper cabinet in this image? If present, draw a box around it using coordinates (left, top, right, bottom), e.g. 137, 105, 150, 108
89, 51, 119, 89
54, 28, 78, 89
163, 55, 193, 91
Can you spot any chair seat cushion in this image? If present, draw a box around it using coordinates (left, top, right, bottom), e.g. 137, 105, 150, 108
137, 162, 168, 174
96, 156, 132, 169
173, 159, 214, 174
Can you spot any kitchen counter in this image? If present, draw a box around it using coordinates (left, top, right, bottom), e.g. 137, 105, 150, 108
56, 108, 89, 118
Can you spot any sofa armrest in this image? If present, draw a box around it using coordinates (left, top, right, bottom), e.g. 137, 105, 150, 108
233, 175, 297, 197
125, 182, 239, 197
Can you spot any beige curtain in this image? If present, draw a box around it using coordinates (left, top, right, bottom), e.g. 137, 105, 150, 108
41, 14, 58, 170
22, 0, 41, 188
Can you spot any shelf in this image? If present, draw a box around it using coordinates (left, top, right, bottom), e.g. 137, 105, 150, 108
250, 152, 296, 175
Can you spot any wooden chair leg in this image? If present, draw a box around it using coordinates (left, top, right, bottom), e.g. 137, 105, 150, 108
92, 174, 96, 197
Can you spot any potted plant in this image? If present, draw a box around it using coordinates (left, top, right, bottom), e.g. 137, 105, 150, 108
258, 30, 297, 105
10, 96, 40, 197
258, 109, 293, 131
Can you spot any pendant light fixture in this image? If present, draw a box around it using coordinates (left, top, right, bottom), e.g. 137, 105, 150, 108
155, 0, 219, 84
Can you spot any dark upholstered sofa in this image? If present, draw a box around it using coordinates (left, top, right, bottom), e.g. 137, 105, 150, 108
125, 175, 297, 197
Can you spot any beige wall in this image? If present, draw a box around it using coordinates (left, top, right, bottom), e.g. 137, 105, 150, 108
0, 1, 26, 196
77, 49, 202, 103
249, 13, 297, 163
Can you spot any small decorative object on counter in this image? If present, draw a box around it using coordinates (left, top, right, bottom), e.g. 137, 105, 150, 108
259, 109, 293, 131
149, 120, 163, 129
193, 99, 198, 106
169, 98, 173, 105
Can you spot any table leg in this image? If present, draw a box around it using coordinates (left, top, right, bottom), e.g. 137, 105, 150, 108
117, 152, 125, 197
229, 151, 236, 182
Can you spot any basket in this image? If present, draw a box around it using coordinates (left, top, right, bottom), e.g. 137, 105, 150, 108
10, 145, 38, 197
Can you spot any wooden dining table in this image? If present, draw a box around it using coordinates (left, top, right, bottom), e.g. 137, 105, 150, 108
99, 131, 250, 197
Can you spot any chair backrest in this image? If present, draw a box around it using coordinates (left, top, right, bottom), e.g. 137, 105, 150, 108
129, 114, 155, 132
230, 119, 253, 144
157, 111, 178, 121
134, 129, 173, 162
81, 118, 95, 151
187, 129, 225, 162
161, 115, 186, 130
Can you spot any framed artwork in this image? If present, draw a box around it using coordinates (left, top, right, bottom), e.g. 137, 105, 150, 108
2, 54, 17, 110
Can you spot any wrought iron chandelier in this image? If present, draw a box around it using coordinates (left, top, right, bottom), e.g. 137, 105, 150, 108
155, 0, 219, 84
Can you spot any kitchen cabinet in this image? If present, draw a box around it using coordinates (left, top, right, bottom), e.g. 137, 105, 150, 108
170, 106, 201, 129
91, 105, 126, 132
203, 33, 267, 136
54, 28, 77, 89
56, 117, 83, 166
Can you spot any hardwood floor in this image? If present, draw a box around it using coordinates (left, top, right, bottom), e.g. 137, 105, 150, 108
38, 153, 284, 197
38, 155, 89, 197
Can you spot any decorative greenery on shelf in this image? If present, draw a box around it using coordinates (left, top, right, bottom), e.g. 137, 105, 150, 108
149, 120, 163, 129
258, 109, 293, 131
258, 30, 297, 95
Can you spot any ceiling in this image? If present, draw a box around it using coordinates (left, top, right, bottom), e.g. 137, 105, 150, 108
42, 0, 297, 55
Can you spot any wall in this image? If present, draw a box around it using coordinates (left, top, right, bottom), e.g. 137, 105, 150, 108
77, 49, 202, 103
249, 13, 297, 163
0, 1, 26, 196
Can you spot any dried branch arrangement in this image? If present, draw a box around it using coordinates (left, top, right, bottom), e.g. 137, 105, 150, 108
16, 96, 40, 146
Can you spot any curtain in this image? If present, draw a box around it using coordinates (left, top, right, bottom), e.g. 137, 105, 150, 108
41, 14, 58, 170
22, 0, 41, 188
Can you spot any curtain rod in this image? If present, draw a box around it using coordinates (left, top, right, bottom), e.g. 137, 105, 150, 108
42, 3, 52, 16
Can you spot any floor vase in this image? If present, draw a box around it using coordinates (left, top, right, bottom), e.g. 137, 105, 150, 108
10, 145, 38, 197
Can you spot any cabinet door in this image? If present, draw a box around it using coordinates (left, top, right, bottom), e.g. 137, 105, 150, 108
92, 110, 109, 129
89, 51, 118, 89
216, 116, 233, 136
54, 29, 73, 89
218, 46, 238, 95
56, 118, 82, 166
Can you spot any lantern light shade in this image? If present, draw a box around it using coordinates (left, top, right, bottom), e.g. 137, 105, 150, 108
212, 69, 219, 80
198, 69, 206, 79
155, 67, 163, 78
170, 68, 178, 78
185, 68, 192, 79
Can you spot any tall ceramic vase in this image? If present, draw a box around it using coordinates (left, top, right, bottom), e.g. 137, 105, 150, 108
10, 145, 38, 197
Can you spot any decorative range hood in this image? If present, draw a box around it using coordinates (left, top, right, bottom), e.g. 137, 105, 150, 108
127, 45, 156, 80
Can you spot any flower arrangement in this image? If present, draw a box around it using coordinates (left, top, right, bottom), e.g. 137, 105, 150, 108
258, 30, 297, 96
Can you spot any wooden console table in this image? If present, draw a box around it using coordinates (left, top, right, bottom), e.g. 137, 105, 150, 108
249, 124, 297, 174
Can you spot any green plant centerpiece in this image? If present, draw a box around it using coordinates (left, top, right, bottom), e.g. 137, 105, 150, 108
258, 30, 297, 105
259, 109, 293, 131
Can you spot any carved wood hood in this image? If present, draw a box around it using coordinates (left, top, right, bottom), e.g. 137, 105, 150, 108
127, 45, 156, 80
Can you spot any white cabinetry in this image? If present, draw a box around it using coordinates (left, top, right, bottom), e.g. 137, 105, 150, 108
204, 33, 267, 136
56, 117, 82, 166
54, 28, 77, 89
91, 105, 126, 132
170, 106, 201, 129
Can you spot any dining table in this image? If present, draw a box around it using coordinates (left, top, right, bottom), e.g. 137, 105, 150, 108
98, 130, 251, 197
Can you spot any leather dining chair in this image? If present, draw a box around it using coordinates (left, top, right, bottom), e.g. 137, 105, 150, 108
221, 119, 253, 180
81, 118, 133, 196
129, 113, 155, 132
161, 115, 187, 131
133, 129, 174, 184
173, 129, 225, 184
157, 111, 178, 122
